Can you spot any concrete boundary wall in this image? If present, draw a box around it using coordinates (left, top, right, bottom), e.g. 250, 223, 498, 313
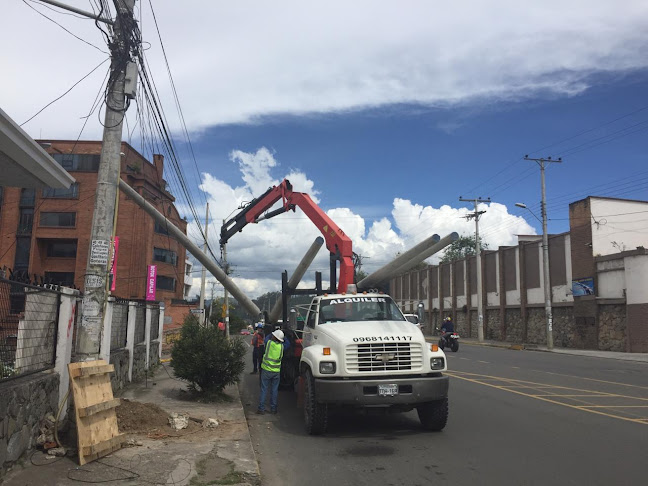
1, 291, 164, 474
394, 236, 646, 352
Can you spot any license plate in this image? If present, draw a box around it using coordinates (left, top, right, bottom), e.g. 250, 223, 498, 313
378, 384, 398, 396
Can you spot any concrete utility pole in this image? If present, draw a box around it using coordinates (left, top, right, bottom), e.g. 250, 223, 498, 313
222, 219, 230, 339
199, 203, 209, 325
77, 0, 137, 361
268, 237, 324, 323
118, 180, 261, 318
524, 155, 562, 350
459, 197, 490, 343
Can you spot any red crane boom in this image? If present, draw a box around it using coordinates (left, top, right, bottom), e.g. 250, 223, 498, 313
220, 179, 354, 292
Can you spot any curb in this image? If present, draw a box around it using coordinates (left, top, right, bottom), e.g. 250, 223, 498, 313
236, 381, 261, 480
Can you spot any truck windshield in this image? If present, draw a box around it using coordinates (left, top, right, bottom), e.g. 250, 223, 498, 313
318, 296, 406, 323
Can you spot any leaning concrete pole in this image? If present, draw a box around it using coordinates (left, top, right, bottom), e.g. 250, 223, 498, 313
268, 237, 324, 323
390, 232, 459, 276
357, 233, 440, 290
118, 180, 261, 318
76, 0, 136, 361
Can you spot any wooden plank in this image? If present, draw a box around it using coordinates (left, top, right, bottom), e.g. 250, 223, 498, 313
70, 364, 115, 379
81, 434, 126, 456
78, 398, 121, 418
68, 360, 122, 465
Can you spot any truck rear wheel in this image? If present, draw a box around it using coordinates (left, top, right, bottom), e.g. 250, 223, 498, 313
304, 370, 328, 435
417, 398, 448, 431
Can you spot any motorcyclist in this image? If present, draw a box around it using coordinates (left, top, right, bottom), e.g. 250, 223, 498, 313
440, 316, 454, 345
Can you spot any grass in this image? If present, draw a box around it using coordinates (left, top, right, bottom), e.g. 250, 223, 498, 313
189, 458, 247, 486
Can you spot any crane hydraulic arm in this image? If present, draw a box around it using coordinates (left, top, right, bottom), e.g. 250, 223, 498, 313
220, 179, 354, 292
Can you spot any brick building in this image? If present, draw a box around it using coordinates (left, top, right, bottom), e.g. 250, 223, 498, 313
0, 140, 187, 306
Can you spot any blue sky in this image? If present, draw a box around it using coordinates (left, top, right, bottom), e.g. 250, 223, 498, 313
185, 71, 647, 236
3, 1, 647, 297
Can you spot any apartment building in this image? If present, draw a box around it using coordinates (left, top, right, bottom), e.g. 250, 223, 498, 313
0, 141, 187, 305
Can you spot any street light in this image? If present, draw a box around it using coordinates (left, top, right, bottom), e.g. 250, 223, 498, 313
516, 201, 553, 349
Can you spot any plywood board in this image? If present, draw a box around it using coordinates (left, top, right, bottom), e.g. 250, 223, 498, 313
68, 360, 125, 465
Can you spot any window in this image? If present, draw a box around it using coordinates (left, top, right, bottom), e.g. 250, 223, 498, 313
46, 240, 77, 258
52, 153, 100, 171
19, 188, 35, 207
42, 183, 79, 199
153, 247, 177, 266
14, 237, 31, 270
40, 212, 76, 227
45, 272, 75, 287
17, 208, 34, 235
156, 275, 176, 291
154, 220, 170, 235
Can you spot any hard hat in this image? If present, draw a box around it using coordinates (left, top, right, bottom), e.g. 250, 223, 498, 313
272, 329, 285, 342
444, 316, 451, 322
256, 323, 263, 329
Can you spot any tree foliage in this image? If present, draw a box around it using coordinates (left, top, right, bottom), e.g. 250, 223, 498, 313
439, 236, 489, 263
171, 315, 246, 394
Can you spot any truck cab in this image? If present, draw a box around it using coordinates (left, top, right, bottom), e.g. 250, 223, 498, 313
299, 292, 449, 434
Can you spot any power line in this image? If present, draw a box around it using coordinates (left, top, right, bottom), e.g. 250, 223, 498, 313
22, 0, 108, 53
20, 58, 110, 127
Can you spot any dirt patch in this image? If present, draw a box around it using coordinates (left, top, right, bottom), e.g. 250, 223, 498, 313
116, 399, 242, 441
117, 399, 171, 434
117, 399, 202, 438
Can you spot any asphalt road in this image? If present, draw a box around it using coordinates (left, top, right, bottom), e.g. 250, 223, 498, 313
239, 342, 648, 486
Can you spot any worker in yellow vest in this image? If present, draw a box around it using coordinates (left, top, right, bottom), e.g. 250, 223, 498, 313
257, 329, 285, 415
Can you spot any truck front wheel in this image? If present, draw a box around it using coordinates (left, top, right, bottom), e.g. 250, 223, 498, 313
303, 370, 328, 435
417, 398, 448, 431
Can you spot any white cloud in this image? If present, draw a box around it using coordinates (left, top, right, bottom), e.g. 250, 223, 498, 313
3, 1, 647, 137
185, 147, 534, 299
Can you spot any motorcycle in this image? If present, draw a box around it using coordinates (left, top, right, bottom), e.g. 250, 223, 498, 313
436, 327, 460, 352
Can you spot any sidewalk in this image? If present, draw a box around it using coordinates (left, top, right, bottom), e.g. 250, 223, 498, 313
427, 336, 648, 364
2, 365, 260, 486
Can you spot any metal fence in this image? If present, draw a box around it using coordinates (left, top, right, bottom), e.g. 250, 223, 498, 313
110, 302, 129, 350
0, 278, 60, 382
149, 306, 160, 341
134, 304, 146, 344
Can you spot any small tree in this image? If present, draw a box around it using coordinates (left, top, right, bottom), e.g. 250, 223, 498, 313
171, 315, 246, 395
440, 236, 489, 263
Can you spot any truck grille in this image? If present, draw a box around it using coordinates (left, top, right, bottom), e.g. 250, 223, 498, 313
345, 342, 423, 372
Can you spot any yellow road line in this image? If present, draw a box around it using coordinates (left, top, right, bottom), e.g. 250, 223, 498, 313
580, 405, 648, 408
451, 370, 648, 402
532, 370, 648, 392
447, 372, 648, 426
532, 394, 612, 398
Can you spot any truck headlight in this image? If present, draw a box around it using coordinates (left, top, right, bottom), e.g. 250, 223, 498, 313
430, 357, 445, 370
319, 362, 336, 374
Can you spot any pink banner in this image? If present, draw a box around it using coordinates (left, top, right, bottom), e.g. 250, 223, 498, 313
146, 265, 157, 301
110, 236, 119, 291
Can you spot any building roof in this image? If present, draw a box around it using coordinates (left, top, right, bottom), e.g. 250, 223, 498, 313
0, 107, 76, 189
570, 195, 648, 206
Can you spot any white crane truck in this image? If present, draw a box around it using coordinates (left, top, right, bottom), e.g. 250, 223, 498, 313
297, 291, 449, 435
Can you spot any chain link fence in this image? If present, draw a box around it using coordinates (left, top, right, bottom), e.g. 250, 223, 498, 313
149, 305, 160, 341
0, 278, 60, 382
134, 303, 146, 344
110, 301, 129, 350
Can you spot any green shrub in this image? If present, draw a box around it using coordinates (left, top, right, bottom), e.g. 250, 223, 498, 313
171, 315, 246, 394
